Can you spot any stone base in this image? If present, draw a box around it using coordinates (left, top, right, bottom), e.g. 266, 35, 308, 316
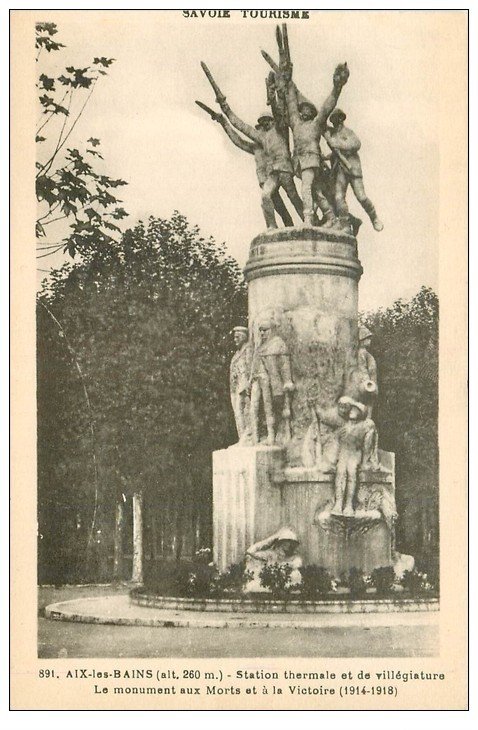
212, 444, 284, 572
131, 591, 439, 615
213, 444, 396, 576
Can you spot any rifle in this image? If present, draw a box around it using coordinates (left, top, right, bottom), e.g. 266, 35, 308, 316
200, 62, 226, 104
195, 100, 222, 123
262, 23, 292, 75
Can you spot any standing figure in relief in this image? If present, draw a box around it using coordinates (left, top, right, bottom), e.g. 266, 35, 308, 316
250, 318, 295, 445
302, 395, 353, 470
229, 326, 253, 442
346, 326, 378, 417
201, 62, 304, 229
244, 527, 302, 593
332, 400, 379, 517
323, 108, 384, 232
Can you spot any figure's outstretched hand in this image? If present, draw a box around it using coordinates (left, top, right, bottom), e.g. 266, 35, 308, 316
333, 62, 350, 89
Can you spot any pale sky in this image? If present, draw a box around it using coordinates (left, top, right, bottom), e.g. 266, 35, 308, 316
34, 9, 453, 311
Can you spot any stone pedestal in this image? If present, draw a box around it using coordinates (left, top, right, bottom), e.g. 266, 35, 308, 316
213, 443, 395, 576
212, 227, 397, 577
212, 445, 284, 572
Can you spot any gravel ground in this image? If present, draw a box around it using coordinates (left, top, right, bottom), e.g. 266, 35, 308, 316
38, 585, 439, 658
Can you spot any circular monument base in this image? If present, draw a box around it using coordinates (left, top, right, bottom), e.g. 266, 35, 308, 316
43, 593, 439, 631
131, 590, 438, 615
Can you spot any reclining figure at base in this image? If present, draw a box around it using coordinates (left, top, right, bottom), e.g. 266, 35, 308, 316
244, 527, 302, 593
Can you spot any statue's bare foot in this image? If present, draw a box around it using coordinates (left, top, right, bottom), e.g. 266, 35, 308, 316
330, 504, 343, 516
266, 435, 275, 446
343, 506, 355, 518
372, 218, 384, 232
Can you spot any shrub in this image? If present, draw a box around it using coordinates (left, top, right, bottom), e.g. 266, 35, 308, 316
212, 560, 253, 595
174, 562, 218, 597
259, 562, 294, 599
370, 566, 395, 596
299, 566, 333, 598
194, 547, 213, 565
347, 568, 368, 597
401, 569, 434, 597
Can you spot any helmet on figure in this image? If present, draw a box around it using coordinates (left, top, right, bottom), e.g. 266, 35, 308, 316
273, 527, 299, 545
359, 326, 373, 342
329, 108, 347, 126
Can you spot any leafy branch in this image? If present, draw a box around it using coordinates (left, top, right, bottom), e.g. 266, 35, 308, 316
35, 22, 128, 260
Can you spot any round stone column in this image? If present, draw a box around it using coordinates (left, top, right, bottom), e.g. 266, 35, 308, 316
244, 226, 362, 466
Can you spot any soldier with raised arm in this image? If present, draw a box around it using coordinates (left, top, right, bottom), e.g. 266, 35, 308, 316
195, 94, 294, 227
282, 63, 349, 227
265, 25, 350, 227
201, 62, 304, 229
324, 108, 384, 232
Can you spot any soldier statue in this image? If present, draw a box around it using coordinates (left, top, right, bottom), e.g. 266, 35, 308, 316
229, 326, 253, 442
200, 62, 304, 229
263, 25, 350, 227
324, 108, 384, 232
195, 79, 295, 227
244, 527, 302, 593
332, 400, 379, 517
250, 318, 294, 445
346, 325, 378, 417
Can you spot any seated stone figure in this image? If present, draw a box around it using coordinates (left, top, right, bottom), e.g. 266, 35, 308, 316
244, 527, 302, 593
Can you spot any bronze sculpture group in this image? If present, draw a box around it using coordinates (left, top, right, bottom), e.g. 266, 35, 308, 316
197, 25, 383, 234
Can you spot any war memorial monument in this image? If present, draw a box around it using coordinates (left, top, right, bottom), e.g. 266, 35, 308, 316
194, 25, 403, 586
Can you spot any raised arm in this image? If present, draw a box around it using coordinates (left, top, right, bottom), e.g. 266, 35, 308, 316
285, 79, 301, 129
196, 100, 256, 154
200, 61, 262, 143
246, 532, 278, 561
317, 63, 350, 128
221, 118, 256, 155
261, 25, 300, 129
220, 100, 262, 143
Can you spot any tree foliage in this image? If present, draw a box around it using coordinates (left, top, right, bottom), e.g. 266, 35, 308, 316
35, 22, 128, 262
361, 286, 439, 573
37, 213, 247, 582
37, 224, 438, 583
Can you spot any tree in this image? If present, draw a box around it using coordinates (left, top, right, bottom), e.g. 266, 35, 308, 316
35, 22, 128, 263
37, 213, 247, 583
361, 287, 439, 578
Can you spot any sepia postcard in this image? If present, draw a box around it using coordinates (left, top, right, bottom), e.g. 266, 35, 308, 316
10, 7, 468, 710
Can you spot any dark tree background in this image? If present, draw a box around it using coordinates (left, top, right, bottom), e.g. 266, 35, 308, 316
37, 220, 438, 584
361, 286, 439, 581
37, 213, 247, 583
